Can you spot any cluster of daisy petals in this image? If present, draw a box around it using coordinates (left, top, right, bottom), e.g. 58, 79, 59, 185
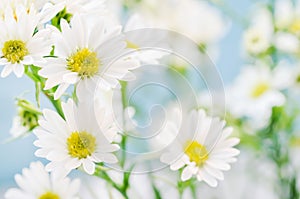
1, 0, 240, 198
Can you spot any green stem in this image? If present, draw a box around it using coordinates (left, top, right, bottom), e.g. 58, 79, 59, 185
120, 81, 131, 197
260, 107, 296, 198
45, 93, 64, 118
24, 66, 64, 118
190, 182, 197, 199
94, 168, 129, 199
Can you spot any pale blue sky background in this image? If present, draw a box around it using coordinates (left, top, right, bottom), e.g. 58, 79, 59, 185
0, 0, 252, 195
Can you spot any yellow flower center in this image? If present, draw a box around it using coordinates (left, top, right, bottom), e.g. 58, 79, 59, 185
184, 141, 209, 166
251, 82, 269, 98
126, 40, 140, 50
289, 18, 300, 34
251, 35, 260, 44
39, 192, 60, 199
2, 40, 29, 64
67, 131, 96, 159
67, 48, 100, 79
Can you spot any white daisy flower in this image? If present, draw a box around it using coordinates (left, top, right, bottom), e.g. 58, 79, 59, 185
34, 99, 120, 176
0, 0, 59, 26
161, 109, 240, 187
0, 9, 51, 78
274, 0, 300, 35
136, 0, 228, 45
39, 15, 139, 100
271, 62, 300, 96
274, 32, 300, 54
243, 8, 273, 55
124, 14, 168, 65
4, 161, 80, 199
227, 65, 286, 128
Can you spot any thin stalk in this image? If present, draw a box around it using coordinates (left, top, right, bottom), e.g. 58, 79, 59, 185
120, 81, 130, 196
94, 168, 129, 199
24, 66, 64, 118
190, 182, 197, 199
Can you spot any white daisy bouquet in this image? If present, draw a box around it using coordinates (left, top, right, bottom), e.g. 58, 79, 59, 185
0, 0, 261, 198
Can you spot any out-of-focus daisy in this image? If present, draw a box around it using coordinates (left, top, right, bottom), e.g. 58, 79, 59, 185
136, 0, 228, 45
39, 15, 139, 100
5, 161, 80, 199
34, 99, 120, 176
0, 8, 51, 78
79, 171, 156, 199
197, 89, 226, 116
124, 14, 168, 64
274, 32, 300, 54
78, 174, 123, 199
197, 150, 277, 199
127, 172, 155, 199
149, 102, 182, 152
130, 0, 227, 65
161, 109, 240, 187
243, 8, 273, 55
10, 99, 41, 138
272, 0, 300, 54
94, 84, 138, 133
227, 65, 286, 128
271, 62, 300, 96
274, 0, 300, 35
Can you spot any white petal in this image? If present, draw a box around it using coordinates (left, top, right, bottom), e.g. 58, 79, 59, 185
170, 158, 186, 171
63, 72, 79, 84
82, 159, 95, 175
198, 170, 218, 187
94, 153, 118, 163
54, 83, 69, 100
13, 64, 24, 78
0, 58, 9, 65
65, 158, 81, 170
181, 166, 194, 181
61, 99, 77, 131
1, 64, 13, 77
22, 56, 34, 65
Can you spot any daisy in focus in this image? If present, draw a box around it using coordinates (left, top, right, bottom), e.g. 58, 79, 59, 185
227, 65, 286, 128
0, 8, 51, 78
39, 15, 139, 100
161, 109, 240, 187
5, 161, 80, 199
34, 99, 120, 176
0, 0, 59, 29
